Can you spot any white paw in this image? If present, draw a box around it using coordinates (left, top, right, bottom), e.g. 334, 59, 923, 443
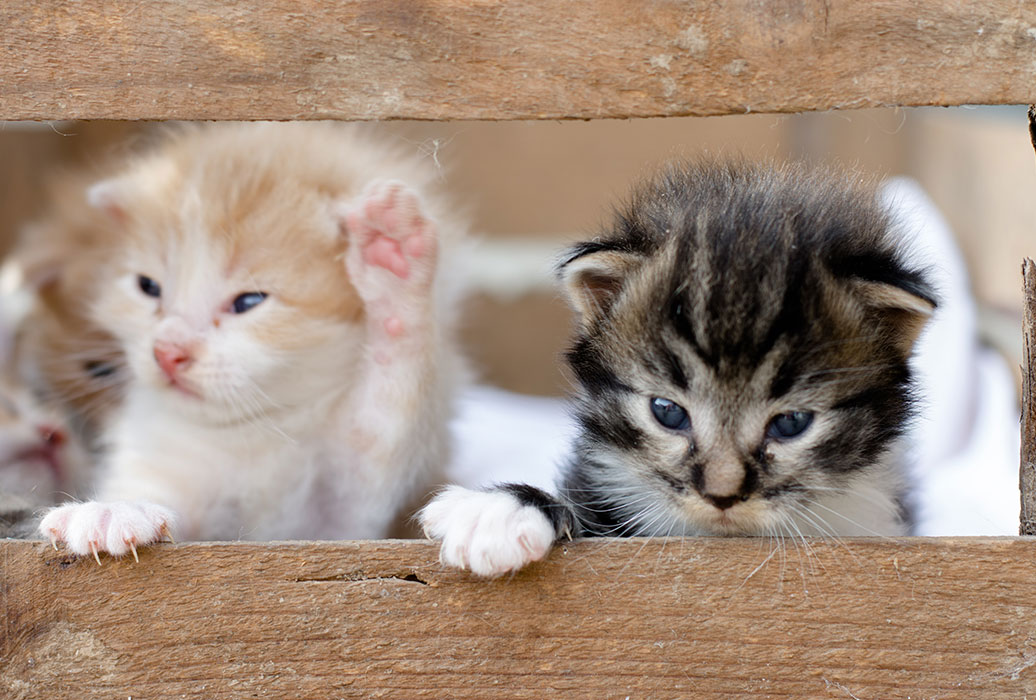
39, 500, 176, 562
419, 486, 556, 578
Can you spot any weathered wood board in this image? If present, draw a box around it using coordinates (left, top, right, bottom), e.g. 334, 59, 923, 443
1023, 259, 1036, 534
3, 0, 1036, 122
3, 537, 1036, 698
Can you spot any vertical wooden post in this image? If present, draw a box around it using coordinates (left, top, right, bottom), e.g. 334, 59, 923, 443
1021, 259, 1036, 534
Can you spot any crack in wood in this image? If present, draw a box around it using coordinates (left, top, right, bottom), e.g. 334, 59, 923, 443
292, 571, 429, 585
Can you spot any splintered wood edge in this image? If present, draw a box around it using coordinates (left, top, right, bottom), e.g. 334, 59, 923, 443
2, 0, 1036, 121
3, 537, 1036, 698
1022, 259, 1036, 534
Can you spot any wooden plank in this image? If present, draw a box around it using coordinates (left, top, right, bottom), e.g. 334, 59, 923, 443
1023, 259, 1036, 534
2, 1, 1036, 121
3, 537, 1036, 698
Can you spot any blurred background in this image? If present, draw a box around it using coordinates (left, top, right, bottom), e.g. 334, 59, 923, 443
1, 107, 1032, 398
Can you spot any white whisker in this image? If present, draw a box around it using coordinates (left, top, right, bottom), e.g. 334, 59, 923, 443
806, 500, 892, 539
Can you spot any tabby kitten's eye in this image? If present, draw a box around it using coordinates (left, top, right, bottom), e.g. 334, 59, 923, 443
137, 275, 161, 298
231, 292, 268, 314
767, 411, 814, 440
650, 397, 690, 430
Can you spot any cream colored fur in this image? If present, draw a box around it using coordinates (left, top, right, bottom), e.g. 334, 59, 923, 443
39, 123, 466, 557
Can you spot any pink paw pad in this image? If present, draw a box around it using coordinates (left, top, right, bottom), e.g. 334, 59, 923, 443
344, 180, 435, 282
363, 236, 410, 279
403, 232, 429, 259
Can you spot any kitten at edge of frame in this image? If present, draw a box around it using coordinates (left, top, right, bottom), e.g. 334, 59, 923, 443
420, 158, 938, 578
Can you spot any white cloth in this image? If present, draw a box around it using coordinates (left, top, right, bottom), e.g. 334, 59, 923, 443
882, 178, 1020, 535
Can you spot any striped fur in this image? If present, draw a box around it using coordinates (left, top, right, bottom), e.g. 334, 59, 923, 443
422, 160, 936, 576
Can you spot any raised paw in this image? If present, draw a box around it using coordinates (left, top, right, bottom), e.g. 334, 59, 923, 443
342, 179, 438, 292
419, 486, 556, 578
39, 500, 176, 563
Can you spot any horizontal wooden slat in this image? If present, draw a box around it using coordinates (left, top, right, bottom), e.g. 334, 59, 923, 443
3, 537, 1036, 698
2, 1, 1036, 121
1023, 259, 1035, 534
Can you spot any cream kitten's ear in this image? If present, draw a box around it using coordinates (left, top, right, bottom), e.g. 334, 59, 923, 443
852, 277, 937, 355
5, 223, 61, 291
558, 242, 644, 321
86, 179, 131, 225
89, 157, 179, 224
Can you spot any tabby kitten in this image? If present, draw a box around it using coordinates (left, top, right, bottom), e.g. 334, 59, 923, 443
39, 122, 465, 559
421, 159, 937, 577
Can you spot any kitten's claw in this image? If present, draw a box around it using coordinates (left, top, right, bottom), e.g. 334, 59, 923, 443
50, 535, 58, 551
39, 501, 176, 561
418, 486, 557, 578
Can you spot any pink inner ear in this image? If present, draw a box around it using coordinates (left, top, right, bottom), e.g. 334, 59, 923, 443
86, 181, 129, 225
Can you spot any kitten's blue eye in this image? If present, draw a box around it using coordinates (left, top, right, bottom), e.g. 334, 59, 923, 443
231, 292, 268, 314
137, 275, 161, 298
767, 411, 814, 440
650, 397, 690, 430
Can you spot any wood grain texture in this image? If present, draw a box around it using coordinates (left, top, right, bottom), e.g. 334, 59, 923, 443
3, 537, 1036, 698
3, 0, 1036, 121
1023, 259, 1036, 534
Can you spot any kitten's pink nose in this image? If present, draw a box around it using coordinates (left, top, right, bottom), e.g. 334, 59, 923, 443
37, 424, 65, 448
153, 341, 193, 379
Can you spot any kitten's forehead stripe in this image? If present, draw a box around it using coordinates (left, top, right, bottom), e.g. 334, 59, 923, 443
659, 347, 689, 391
768, 352, 799, 400
666, 294, 716, 369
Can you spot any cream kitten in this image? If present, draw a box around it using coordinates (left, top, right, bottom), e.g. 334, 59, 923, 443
39, 122, 464, 560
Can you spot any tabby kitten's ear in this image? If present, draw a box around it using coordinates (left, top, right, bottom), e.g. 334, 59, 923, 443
559, 242, 644, 322
851, 276, 936, 356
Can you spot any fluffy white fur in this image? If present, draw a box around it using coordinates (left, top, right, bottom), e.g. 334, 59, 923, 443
420, 486, 556, 577
39, 123, 465, 559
